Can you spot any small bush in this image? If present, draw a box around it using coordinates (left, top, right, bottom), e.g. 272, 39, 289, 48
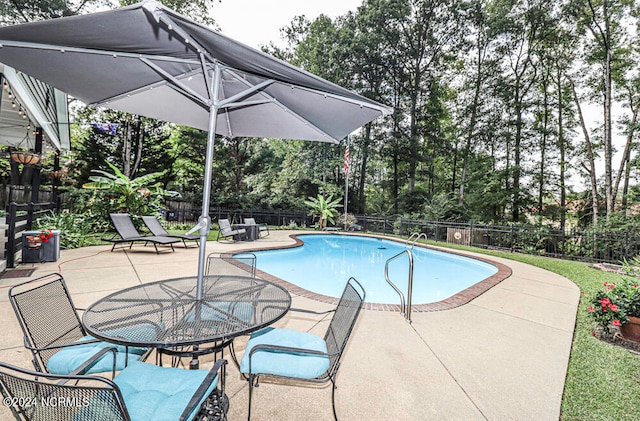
33, 210, 108, 249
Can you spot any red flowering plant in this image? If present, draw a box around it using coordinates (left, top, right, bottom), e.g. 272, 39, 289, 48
39, 228, 54, 243
588, 278, 640, 334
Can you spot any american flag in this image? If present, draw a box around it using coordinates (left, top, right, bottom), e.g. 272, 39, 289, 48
91, 122, 119, 136
344, 142, 350, 175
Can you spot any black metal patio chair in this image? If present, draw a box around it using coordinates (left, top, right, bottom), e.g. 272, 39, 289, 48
141, 215, 199, 248
0, 353, 228, 421
239, 277, 365, 420
216, 219, 246, 242
243, 218, 269, 237
8, 273, 148, 376
105, 213, 179, 253
206, 252, 257, 278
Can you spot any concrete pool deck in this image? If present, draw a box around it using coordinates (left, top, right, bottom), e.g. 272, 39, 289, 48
0, 230, 580, 420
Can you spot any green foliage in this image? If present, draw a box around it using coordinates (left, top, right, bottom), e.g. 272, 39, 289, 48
72, 108, 176, 188
303, 194, 342, 230
622, 255, 640, 277
6, 0, 640, 237
33, 210, 106, 249
422, 192, 458, 220
336, 213, 359, 230
588, 278, 640, 333
118, 0, 219, 26
0, 0, 101, 24
82, 161, 166, 216
593, 211, 640, 233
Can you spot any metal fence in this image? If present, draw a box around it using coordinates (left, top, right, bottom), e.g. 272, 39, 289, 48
163, 203, 314, 228
159, 204, 640, 265
358, 216, 640, 265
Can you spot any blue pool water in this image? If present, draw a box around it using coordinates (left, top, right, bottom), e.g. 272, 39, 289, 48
249, 234, 498, 304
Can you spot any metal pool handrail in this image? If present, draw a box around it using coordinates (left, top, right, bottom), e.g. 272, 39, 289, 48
384, 249, 414, 323
407, 232, 428, 250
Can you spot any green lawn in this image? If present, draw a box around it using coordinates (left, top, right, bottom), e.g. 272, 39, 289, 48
424, 241, 640, 420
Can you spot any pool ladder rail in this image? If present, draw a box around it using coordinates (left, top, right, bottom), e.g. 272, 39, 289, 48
383, 233, 426, 324
407, 232, 428, 249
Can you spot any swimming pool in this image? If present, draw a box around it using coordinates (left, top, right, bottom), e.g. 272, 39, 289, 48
248, 234, 499, 305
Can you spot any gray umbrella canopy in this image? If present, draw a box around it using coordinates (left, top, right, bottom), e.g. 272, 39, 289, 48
0, 0, 391, 294
0, 0, 390, 140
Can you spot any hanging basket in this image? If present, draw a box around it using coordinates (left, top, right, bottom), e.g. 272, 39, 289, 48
10, 151, 41, 165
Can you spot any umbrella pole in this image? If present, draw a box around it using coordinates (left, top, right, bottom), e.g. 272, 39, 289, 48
196, 64, 221, 301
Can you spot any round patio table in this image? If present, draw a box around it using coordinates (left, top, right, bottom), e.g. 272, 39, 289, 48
82, 275, 291, 368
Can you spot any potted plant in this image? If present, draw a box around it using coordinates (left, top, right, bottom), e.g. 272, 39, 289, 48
588, 278, 640, 342
39, 228, 54, 243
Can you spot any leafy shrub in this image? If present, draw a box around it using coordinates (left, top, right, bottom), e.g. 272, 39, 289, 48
336, 213, 358, 230
33, 210, 107, 249
588, 279, 640, 333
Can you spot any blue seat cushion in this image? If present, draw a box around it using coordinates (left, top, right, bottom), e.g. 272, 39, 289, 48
240, 327, 330, 379
113, 361, 218, 421
47, 335, 146, 375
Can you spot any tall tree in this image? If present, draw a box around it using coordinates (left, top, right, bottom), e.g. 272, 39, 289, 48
494, 0, 555, 221
119, 0, 219, 25
456, 0, 499, 204
611, 10, 640, 210
569, 76, 600, 224
363, 0, 467, 197
572, 0, 634, 217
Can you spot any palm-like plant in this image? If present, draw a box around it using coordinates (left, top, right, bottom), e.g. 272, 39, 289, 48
304, 194, 342, 230
82, 161, 166, 214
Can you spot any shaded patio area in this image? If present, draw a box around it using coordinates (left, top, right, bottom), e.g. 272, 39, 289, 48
0, 230, 579, 420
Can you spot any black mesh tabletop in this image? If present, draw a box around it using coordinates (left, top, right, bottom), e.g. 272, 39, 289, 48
82, 276, 291, 348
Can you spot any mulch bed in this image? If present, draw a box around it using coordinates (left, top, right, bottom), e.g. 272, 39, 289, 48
594, 328, 640, 354
590, 262, 627, 275
589, 264, 640, 353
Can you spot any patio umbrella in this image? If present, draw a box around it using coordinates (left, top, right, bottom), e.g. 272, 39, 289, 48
0, 0, 392, 298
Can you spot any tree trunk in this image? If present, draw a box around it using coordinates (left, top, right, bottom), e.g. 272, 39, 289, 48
358, 124, 372, 213
122, 120, 132, 178
613, 91, 639, 208
557, 67, 566, 233
451, 143, 458, 194
603, 0, 614, 217
538, 70, 549, 223
408, 99, 418, 193
393, 141, 399, 214
622, 148, 631, 211
460, 38, 484, 205
569, 77, 599, 224
132, 117, 143, 178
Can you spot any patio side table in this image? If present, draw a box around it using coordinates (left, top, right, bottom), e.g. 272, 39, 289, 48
232, 224, 260, 241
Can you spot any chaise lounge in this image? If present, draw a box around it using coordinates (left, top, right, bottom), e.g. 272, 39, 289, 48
105, 213, 179, 253
142, 215, 199, 248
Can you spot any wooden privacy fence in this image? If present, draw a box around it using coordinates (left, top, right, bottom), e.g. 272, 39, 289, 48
4, 202, 56, 268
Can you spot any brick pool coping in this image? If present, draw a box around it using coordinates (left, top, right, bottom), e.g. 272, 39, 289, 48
224, 232, 512, 312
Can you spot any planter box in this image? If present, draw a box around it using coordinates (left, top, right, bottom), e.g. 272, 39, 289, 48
21, 230, 61, 263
